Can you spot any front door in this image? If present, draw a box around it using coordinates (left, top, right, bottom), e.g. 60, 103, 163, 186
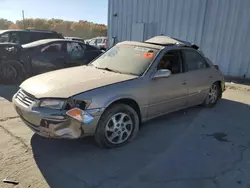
148, 50, 189, 118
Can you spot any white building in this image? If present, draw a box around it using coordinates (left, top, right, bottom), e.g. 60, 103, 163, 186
107, 0, 250, 78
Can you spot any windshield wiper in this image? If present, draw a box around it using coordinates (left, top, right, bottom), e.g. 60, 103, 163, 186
95, 67, 122, 74
92, 65, 138, 76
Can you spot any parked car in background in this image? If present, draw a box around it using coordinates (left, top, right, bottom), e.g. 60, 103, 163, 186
64, 36, 86, 43
0, 39, 102, 83
12, 36, 225, 148
0, 29, 64, 45
87, 36, 107, 50
0, 43, 26, 83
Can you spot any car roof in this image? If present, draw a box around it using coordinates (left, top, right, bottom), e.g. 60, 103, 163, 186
118, 41, 164, 50
0, 29, 58, 34
117, 36, 200, 51
145, 36, 199, 49
145, 36, 182, 45
21, 38, 100, 50
64, 36, 84, 40
89, 36, 107, 40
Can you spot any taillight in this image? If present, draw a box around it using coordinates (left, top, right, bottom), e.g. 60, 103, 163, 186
214, 65, 219, 70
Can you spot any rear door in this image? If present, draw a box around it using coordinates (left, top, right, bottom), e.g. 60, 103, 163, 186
181, 49, 214, 106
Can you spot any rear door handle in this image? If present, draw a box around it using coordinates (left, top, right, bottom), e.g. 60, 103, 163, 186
182, 81, 187, 85
209, 76, 213, 78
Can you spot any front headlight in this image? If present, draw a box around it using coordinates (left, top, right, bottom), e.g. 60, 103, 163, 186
39, 99, 65, 110
65, 98, 92, 110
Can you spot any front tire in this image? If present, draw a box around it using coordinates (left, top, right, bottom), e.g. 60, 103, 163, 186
203, 82, 221, 108
95, 104, 139, 148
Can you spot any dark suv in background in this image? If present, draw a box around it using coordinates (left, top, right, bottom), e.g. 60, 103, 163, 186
0, 30, 64, 84
0, 29, 64, 45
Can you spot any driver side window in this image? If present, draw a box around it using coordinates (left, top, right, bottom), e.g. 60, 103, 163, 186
157, 51, 182, 74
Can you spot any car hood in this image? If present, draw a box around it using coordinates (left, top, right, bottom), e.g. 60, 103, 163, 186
20, 66, 137, 98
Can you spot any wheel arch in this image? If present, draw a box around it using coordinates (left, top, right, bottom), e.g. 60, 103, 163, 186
214, 80, 223, 98
105, 98, 142, 123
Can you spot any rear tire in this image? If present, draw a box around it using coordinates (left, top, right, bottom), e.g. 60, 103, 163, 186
95, 103, 139, 148
0, 60, 26, 84
203, 82, 221, 108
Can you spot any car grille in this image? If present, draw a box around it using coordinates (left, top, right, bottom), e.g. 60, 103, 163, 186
15, 90, 35, 107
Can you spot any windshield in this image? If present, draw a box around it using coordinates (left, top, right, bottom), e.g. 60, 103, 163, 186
91, 44, 159, 76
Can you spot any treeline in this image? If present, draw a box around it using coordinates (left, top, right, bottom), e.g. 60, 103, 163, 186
0, 18, 107, 39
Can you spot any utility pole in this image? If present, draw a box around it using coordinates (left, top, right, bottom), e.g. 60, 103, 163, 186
22, 10, 25, 29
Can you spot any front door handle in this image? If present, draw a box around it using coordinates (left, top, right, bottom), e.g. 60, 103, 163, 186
182, 81, 187, 85
209, 76, 213, 78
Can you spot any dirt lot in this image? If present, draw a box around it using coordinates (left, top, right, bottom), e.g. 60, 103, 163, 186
0, 84, 250, 188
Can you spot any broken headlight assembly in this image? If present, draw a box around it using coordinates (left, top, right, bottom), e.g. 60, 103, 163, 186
64, 98, 91, 110
65, 98, 93, 124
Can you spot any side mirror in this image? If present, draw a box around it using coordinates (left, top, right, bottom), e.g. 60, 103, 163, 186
153, 69, 172, 79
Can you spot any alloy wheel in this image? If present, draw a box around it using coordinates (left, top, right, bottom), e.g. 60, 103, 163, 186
208, 84, 218, 104
105, 112, 133, 144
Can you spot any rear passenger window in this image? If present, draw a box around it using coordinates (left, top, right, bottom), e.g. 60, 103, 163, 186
41, 43, 62, 53
182, 50, 208, 71
30, 32, 43, 42
19, 32, 32, 44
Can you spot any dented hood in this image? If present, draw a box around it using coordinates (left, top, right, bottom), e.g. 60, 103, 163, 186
20, 66, 137, 98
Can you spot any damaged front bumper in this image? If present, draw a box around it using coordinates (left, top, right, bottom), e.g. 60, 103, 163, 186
12, 92, 103, 139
